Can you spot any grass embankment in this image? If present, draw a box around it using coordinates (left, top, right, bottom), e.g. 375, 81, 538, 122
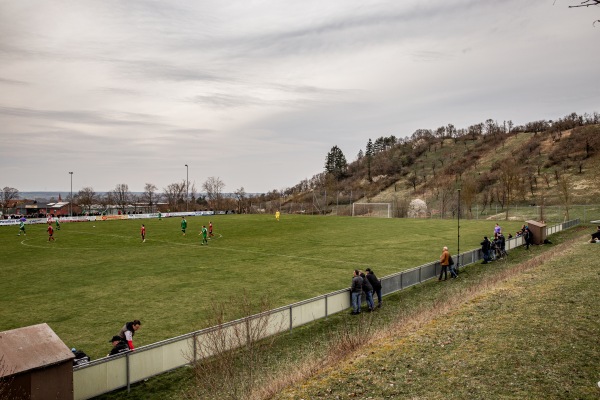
99, 225, 599, 399
275, 228, 600, 400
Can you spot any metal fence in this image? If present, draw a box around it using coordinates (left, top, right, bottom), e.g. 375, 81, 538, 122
72, 219, 580, 399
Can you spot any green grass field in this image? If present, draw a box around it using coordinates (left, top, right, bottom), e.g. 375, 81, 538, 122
0, 215, 526, 359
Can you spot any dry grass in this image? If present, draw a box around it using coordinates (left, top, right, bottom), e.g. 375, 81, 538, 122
184, 291, 282, 400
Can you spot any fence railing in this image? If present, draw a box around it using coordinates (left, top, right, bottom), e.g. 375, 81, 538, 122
72, 219, 580, 399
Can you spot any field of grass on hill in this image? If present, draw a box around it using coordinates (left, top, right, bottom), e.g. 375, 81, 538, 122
0, 214, 526, 359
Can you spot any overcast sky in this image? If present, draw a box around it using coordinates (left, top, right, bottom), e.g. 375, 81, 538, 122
1, 1, 599, 194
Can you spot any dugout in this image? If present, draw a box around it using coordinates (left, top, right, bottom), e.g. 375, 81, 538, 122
525, 220, 547, 245
0, 323, 74, 400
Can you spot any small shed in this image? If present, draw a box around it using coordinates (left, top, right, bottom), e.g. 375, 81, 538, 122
525, 220, 547, 245
0, 323, 74, 400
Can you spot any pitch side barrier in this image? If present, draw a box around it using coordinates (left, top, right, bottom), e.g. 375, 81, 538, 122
0, 211, 216, 226
72, 219, 580, 400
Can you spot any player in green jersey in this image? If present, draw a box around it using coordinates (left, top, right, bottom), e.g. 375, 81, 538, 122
181, 217, 187, 236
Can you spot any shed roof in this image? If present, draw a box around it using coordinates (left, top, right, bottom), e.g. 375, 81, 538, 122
0, 323, 74, 377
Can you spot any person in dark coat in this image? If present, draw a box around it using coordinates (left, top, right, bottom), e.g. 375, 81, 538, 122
523, 227, 532, 250
108, 335, 129, 357
350, 270, 363, 315
590, 226, 600, 242
481, 236, 491, 264
365, 268, 383, 308
360, 272, 374, 312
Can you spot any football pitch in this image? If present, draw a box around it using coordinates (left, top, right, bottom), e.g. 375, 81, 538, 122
0, 214, 525, 359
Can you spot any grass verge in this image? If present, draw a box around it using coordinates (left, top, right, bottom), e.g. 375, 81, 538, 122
274, 228, 600, 399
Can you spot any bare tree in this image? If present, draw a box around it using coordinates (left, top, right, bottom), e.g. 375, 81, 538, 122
557, 175, 573, 220
98, 193, 111, 214
163, 181, 186, 212
234, 187, 247, 214
0, 187, 19, 215
568, 0, 600, 26
203, 177, 226, 211
77, 187, 96, 214
110, 184, 131, 214
142, 183, 159, 213
189, 182, 198, 211
498, 161, 520, 220
407, 172, 419, 192
460, 176, 478, 219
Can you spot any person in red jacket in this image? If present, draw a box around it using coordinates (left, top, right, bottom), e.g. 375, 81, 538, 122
118, 320, 141, 350
141, 224, 146, 243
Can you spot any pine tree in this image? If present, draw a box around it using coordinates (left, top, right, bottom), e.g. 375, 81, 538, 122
324, 145, 348, 180
366, 138, 373, 182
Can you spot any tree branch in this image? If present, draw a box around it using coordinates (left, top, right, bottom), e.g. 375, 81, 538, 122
568, 0, 600, 8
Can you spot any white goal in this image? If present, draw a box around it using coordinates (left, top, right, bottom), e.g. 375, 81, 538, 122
351, 203, 392, 218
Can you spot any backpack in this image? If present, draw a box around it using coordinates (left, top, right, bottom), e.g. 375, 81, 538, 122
73, 350, 90, 366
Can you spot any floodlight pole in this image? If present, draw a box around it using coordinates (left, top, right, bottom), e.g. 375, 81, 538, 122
69, 171, 73, 217
457, 188, 461, 269
185, 164, 189, 212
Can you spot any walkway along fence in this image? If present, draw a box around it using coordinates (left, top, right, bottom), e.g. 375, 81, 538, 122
72, 219, 580, 399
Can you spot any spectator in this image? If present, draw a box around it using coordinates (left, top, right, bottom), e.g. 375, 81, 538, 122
365, 268, 383, 308
360, 272, 374, 312
523, 227, 532, 250
590, 226, 600, 243
481, 236, 491, 264
439, 246, 450, 280
497, 233, 506, 257
108, 335, 129, 357
494, 223, 501, 238
118, 320, 141, 350
350, 270, 363, 315
448, 252, 458, 279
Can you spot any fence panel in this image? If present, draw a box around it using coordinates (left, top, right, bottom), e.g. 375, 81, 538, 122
326, 290, 352, 315
73, 356, 128, 400
291, 297, 328, 328
420, 263, 437, 282
73, 220, 579, 399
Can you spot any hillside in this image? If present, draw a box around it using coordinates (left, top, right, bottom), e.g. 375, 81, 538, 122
271, 113, 600, 218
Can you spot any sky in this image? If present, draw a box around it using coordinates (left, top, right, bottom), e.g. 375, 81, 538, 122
1, 1, 599, 194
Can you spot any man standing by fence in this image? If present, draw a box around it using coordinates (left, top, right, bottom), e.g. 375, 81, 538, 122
350, 270, 363, 315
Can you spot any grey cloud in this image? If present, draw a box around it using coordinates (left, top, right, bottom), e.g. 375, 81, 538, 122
0, 77, 28, 85
0, 106, 169, 128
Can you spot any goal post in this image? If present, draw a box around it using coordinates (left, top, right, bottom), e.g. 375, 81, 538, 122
351, 203, 392, 218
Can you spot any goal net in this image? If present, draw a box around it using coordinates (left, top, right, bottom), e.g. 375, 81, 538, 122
351, 203, 392, 218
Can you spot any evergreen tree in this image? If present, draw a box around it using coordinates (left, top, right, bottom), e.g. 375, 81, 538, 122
366, 138, 373, 182
324, 145, 348, 180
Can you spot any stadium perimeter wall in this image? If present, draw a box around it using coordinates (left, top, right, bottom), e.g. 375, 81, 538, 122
72, 219, 580, 399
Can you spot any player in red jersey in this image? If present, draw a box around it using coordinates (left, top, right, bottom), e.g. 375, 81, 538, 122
47, 223, 55, 242
141, 224, 146, 242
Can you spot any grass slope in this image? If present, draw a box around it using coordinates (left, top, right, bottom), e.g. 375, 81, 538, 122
275, 229, 600, 399
0, 215, 525, 359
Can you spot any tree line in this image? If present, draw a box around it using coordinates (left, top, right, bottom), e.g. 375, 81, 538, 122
1, 177, 267, 216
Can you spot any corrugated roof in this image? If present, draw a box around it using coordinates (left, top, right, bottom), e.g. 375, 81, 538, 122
0, 323, 74, 377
